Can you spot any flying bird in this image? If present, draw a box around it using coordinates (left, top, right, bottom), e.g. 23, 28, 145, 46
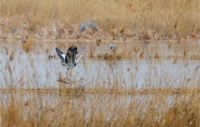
55, 46, 87, 74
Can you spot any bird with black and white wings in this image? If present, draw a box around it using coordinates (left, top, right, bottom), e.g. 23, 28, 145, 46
55, 46, 88, 74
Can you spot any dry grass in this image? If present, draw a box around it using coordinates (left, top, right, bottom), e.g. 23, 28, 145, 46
91, 40, 200, 60
0, 91, 199, 127
0, 0, 200, 40
22, 36, 33, 52
0, 37, 200, 126
1, 86, 200, 95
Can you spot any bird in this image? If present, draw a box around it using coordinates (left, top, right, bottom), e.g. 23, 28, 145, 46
80, 20, 98, 32
55, 46, 87, 74
80, 20, 88, 32
105, 44, 117, 55
89, 23, 98, 31
106, 44, 117, 53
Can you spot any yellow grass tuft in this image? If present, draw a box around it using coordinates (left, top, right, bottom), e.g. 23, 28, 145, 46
9, 51, 15, 61
22, 36, 33, 52
89, 49, 94, 58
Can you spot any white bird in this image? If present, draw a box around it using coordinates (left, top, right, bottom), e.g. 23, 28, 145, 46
55, 46, 87, 74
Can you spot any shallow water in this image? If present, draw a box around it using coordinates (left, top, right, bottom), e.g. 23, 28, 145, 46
0, 40, 199, 89
1, 40, 200, 125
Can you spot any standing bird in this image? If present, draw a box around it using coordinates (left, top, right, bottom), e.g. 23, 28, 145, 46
80, 20, 88, 32
104, 44, 118, 59
89, 23, 98, 31
106, 44, 117, 53
55, 46, 87, 74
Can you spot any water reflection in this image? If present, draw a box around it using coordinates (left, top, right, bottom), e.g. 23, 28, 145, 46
0, 40, 199, 88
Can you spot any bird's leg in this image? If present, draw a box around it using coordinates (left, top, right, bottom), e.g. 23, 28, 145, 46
66, 69, 69, 76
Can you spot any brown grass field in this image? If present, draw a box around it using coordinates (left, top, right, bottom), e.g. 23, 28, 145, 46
0, 91, 199, 127
0, 0, 200, 40
0, 0, 200, 127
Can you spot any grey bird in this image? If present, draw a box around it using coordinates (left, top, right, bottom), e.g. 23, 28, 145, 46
89, 23, 98, 31
107, 44, 117, 50
80, 20, 88, 32
56, 46, 86, 74
105, 44, 117, 54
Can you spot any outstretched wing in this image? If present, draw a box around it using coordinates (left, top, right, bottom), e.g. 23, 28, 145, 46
55, 47, 65, 62
65, 46, 78, 64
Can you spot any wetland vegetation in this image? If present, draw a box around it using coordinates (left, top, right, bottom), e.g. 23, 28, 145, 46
0, 0, 200, 126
